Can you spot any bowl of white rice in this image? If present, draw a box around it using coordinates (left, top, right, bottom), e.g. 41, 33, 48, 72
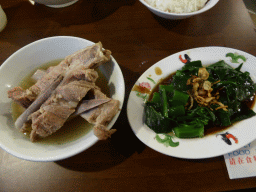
140, 0, 219, 20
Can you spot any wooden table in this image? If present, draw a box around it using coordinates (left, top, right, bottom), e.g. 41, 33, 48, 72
1, 0, 256, 191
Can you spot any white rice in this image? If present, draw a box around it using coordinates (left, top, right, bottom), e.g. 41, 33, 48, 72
144, 0, 208, 13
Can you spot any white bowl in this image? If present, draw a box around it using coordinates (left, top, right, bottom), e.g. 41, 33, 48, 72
0, 36, 125, 161
34, 0, 79, 8
139, 0, 219, 20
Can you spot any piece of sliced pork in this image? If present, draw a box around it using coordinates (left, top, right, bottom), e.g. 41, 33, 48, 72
31, 69, 47, 81
15, 75, 63, 130
29, 67, 99, 142
93, 124, 117, 140
80, 89, 120, 140
7, 87, 37, 108
8, 42, 111, 108
81, 99, 120, 126
66, 42, 111, 69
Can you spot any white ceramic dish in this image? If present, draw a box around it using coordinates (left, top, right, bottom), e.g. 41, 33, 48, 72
0, 5, 7, 32
0, 36, 125, 162
139, 0, 219, 20
127, 47, 256, 159
33, 0, 79, 8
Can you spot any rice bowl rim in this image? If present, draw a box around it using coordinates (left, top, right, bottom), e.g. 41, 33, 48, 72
139, 0, 219, 16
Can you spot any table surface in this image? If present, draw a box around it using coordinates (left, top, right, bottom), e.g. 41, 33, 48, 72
1, 0, 256, 191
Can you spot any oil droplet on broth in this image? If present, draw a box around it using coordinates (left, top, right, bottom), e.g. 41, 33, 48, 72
155, 67, 162, 75
12, 59, 110, 144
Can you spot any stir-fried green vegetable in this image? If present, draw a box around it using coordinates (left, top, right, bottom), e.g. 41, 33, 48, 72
145, 60, 256, 139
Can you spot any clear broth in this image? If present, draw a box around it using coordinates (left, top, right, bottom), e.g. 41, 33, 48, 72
12, 59, 110, 144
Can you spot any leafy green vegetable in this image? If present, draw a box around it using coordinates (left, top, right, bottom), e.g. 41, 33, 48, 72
159, 86, 169, 117
168, 105, 185, 118
145, 105, 177, 133
145, 60, 256, 144
169, 90, 189, 107
173, 123, 204, 138
172, 60, 203, 92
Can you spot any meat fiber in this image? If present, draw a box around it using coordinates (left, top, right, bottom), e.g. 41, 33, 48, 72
8, 42, 111, 108
80, 89, 120, 140
7, 87, 37, 108
15, 75, 63, 130
29, 67, 99, 141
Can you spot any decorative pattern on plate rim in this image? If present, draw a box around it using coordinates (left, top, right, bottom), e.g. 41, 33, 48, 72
216, 132, 239, 145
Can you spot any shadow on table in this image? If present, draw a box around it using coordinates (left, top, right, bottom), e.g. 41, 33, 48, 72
0, 0, 136, 47
153, 14, 230, 37
151, 0, 232, 37
181, 156, 224, 163
32, 0, 136, 26
56, 66, 146, 172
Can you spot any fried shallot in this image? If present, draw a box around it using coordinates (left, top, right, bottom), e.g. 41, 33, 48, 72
187, 67, 228, 111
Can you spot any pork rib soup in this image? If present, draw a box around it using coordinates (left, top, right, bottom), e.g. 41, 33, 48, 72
8, 42, 120, 142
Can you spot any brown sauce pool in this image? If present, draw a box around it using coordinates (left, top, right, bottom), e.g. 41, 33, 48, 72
148, 72, 256, 136
204, 96, 255, 136
12, 59, 110, 144
148, 72, 176, 101
155, 67, 162, 75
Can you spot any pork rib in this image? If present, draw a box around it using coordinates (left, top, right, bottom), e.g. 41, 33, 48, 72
80, 89, 120, 140
15, 75, 63, 130
9, 42, 119, 141
29, 67, 99, 141
8, 42, 111, 108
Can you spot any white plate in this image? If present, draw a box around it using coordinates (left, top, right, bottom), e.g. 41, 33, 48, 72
127, 47, 256, 159
0, 36, 125, 161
